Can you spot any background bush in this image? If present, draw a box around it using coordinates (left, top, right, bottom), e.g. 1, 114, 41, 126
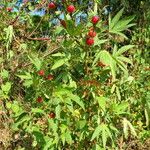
0, 0, 150, 149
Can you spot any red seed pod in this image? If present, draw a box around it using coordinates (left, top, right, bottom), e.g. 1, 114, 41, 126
86, 38, 94, 46
67, 5, 75, 13
38, 70, 45, 76
47, 74, 54, 80
7, 7, 13, 12
48, 112, 56, 119
91, 16, 100, 24
37, 97, 43, 103
88, 30, 97, 37
48, 2, 56, 9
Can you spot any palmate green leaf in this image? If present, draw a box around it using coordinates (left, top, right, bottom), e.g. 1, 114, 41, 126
96, 144, 105, 150
54, 88, 85, 110
99, 50, 116, 81
23, 80, 33, 87
109, 8, 124, 30
114, 102, 129, 115
32, 131, 46, 146
65, 130, 72, 144
60, 125, 72, 145
109, 125, 119, 133
19, 43, 27, 51
112, 54, 132, 78
113, 16, 135, 32
91, 125, 101, 141
114, 22, 135, 32
47, 119, 58, 133
68, 93, 85, 110
102, 124, 113, 148
118, 56, 133, 65
60, 124, 67, 133
114, 45, 134, 56
51, 58, 68, 70
96, 96, 107, 111
43, 137, 54, 150
112, 57, 128, 76
93, 1, 98, 14
5, 25, 13, 40
1, 69, 9, 79
99, 50, 112, 65
94, 38, 108, 46
127, 121, 137, 137
76, 120, 86, 129
51, 52, 65, 57
109, 9, 135, 40
4, 25, 14, 49
16, 72, 32, 80
31, 108, 45, 115
6, 102, 12, 109
1, 82, 11, 93
117, 61, 128, 77
116, 62, 129, 75
126, 23, 136, 28
116, 86, 121, 100
113, 44, 118, 55
110, 30, 128, 39
66, 20, 83, 36
53, 88, 70, 103
61, 133, 66, 146
123, 118, 137, 139
101, 126, 107, 148
66, 20, 76, 36
91, 124, 113, 148
109, 10, 135, 40
11, 103, 20, 113
145, 108, 149, 127
96, 144, 101, 150
55, 26, 63, 35
14, 114, 31, 129
92, 52, 100, 66
79, 131, 84, 141
55, 104, 61, 119
28, 56, 41, 70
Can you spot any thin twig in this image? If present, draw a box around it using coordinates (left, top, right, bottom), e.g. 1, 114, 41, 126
27, 17, 44, 38
26, 37, 51, 41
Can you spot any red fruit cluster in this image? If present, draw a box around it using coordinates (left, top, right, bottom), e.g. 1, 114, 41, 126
91, 16, 100, 24
86, 38, 94, 46
47, 74, 54, 80
7, 7, 12, 12
37, 70, 54, 80
37, 97, 43, 103
48, 2, 56, 9
67, 5, 75, 13
38, 70, 45, 76
86, 28, 97, 46
88, 30, 97, 38
48, 112, 56, 119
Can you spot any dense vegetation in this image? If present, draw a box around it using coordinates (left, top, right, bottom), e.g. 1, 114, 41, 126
0, 0, 150, 149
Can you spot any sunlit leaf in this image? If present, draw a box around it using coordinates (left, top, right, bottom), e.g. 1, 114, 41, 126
91, 125, 101, 141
